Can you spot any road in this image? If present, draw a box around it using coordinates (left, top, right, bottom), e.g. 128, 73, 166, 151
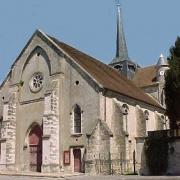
67, 175, 180, 180
0, 175, 63, 180
0, 175, 180, 180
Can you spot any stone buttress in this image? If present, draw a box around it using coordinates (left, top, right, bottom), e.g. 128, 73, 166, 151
42, 80, 60, 172
0, 92, 17, 171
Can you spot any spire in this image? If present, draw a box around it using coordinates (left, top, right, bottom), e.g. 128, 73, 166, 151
109, 1, 139, 80
111, 2, 129, 64
156, 53, 168, 67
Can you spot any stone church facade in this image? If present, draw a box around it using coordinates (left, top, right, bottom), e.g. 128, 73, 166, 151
0, 5, 168, 175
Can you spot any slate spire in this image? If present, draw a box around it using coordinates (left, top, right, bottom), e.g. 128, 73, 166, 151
112, 3, 129, 63
156, 54, 168, 67
109, 1, 139, 79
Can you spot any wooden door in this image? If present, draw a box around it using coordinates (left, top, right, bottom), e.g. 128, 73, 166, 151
73, 149, 81, 172
29, 124, 42, 172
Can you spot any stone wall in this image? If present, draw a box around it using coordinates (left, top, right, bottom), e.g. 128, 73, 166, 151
85, 119, 112, 175
60, 53, 100, 173
110, 101, 127, 174
42, 80, 60, 173
136, 106, 146, 137
0, 92, 17, 171
140, 129, 180, 175
168, 137, 180, 175
102, 97, 166, 175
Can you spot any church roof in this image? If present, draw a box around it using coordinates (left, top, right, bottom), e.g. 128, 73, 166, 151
132, 65, 157, 87
48, 35, 162, 108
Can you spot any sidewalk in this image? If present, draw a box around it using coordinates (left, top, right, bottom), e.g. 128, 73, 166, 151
0, 171, 84, 178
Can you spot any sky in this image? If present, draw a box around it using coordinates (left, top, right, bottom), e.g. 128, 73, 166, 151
0, 0, 180, 81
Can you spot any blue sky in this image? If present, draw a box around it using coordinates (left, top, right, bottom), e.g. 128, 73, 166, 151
0, 0, 180, 81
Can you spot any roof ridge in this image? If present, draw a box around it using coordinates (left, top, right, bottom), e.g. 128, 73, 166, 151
139, 65, 156, 70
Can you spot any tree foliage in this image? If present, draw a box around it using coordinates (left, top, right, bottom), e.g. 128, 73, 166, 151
165, 37, 180, 129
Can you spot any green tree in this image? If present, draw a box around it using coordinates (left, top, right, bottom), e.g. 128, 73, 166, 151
165, 37, 180, 129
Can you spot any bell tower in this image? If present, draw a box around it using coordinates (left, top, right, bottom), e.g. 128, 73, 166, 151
156, 54, 169, 106
109, 1, 139, 79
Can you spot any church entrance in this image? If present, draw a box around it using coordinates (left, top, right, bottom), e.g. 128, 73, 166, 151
73, 149, 81, 172
28, 124, 42, 172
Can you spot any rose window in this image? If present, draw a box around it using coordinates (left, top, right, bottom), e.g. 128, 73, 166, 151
29, 73, 44, 92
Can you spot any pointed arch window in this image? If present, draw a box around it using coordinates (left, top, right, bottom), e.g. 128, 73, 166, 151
73, 105, 82, 134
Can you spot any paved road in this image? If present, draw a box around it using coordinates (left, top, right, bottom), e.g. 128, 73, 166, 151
0, 175, 180, 180
67, 175, 180, 180
0, 175, 63, 180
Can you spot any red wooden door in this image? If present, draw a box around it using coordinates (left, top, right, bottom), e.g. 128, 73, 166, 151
29, 125, 42, 172
73, 149, 81, 172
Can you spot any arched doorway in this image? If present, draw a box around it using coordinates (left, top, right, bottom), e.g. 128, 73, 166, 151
28, 124, 42, 172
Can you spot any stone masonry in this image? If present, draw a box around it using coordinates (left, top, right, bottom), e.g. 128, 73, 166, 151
42, 80, 60, 172
85, 119, 113, 175
0, 92, 17, 171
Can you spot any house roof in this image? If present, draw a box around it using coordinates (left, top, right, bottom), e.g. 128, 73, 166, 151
48, 35, 162, 108
132, 65, 158, 87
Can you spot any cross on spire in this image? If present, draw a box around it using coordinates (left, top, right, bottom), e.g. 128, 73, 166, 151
116, 0, 121, 6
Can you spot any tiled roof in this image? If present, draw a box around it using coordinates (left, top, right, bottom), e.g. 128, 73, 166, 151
49, 36, 162, 108
133, 66, 158, 87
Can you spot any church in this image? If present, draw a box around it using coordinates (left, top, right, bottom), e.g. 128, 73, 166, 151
0, 4, 168, 174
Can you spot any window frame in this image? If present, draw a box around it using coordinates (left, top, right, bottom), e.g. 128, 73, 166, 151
72, 104, 82, 135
